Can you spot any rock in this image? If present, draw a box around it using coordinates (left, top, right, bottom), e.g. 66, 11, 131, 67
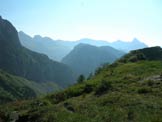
9, 111, 19, 122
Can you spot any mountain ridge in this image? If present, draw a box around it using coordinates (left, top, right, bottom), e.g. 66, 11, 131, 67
119, 46, 162, 63
62, 43, 125, 77
18, 31, 73, 61
19, 31, 147, 62
0, 16, 75, 88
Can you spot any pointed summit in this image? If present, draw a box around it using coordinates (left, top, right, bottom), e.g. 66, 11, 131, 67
0, 16, 3, 23
0, 16, 21, 48
132, 38, 140, 43
33, 35, 42, 40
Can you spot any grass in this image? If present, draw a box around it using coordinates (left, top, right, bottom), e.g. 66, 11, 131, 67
0, 69, 61, 104
1, 60, 162, 121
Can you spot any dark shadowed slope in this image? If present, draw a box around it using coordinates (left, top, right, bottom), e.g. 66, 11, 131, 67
0, 16, 75, 88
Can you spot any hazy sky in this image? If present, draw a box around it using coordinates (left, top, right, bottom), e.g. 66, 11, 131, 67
0, 0, 162, 46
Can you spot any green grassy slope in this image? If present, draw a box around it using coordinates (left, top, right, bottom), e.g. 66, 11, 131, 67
0, 69, 61, 104
1, 46, 162, 122
1, 60, 162, 122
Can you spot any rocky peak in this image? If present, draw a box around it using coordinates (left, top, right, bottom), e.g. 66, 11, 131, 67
0, 16, 21, 49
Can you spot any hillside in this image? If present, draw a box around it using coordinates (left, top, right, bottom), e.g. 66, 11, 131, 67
0, 69, 61, 104
0, 69, 37, 104
0, 17, 75, 88
1, 47, 162, 121
119, 46, 162, 63
62, 43, 125, 77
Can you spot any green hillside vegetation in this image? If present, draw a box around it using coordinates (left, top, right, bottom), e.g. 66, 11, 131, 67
119, 46, 162, 63
0, 69, 61, 104
1, 47, 162, 122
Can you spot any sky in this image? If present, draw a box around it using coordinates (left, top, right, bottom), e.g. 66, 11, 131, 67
0, 0, 162, 46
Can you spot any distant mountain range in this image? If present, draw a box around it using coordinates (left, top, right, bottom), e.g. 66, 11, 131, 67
0, 16, 75, 90
19, 32, 147, 61
62, 43, 125, 77
108, 38, 148, 52
18, 31, 74, 61
77, 38, 148, 52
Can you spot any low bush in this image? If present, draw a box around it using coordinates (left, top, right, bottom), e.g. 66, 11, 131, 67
138, 87, 152, 94
95, 80, 112, 95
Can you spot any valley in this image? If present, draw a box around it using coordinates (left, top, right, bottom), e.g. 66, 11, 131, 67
0, 3, 161, 121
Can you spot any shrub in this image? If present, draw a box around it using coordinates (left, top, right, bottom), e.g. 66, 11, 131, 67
95, 67, 102, 75
127, 111, 134, 121
77, 75, 85, 83
138, 87, 152, 94
95, 80, 112, 95
87, 73, 93, 80
128, 56, 138, 62
147, 80, 154, 86
64, 102, 75, 112
65, 85, 85, 98
83, 84, 93, 93
50, 92, 67, 104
